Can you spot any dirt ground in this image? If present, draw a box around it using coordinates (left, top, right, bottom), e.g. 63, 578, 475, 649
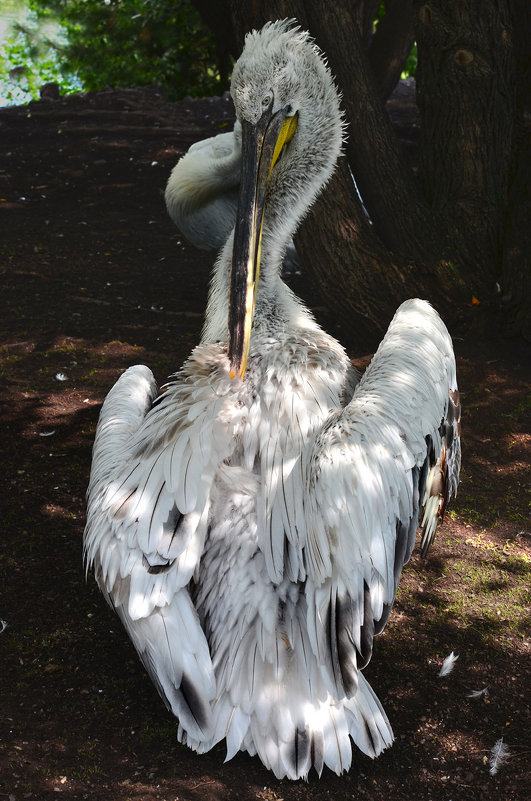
0, 85, 529, 801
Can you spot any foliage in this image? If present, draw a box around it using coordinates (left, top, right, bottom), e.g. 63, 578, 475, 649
401, 42, 417, 79
0, 3, 80, 104
1, 1, 416, 106
28, 0, 223, 99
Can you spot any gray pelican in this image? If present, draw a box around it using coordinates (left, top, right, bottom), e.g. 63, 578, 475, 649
85, 20, 461, 780
165, 117, 300, 272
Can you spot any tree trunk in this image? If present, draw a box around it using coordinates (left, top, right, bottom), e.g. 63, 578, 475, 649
501, 130, 531, 339
415, 0, 514, 293
361, 0, 382, 47
294, 159, 413, 344
302, 0, 444, 263
499, 0, 531, 339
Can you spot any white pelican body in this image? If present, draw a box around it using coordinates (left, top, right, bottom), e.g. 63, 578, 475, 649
85, 21, 460, 780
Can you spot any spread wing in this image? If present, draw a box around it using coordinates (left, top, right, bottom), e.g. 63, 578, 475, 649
84, 345, 240, 740
299, 299, 461, 697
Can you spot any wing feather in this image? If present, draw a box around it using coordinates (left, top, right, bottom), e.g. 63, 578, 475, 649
302, 300, 460, 697
84, 344, 242, 740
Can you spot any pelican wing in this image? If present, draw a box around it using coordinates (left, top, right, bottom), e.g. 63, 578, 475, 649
301, 300, 461, 697
84, 345, 242, 739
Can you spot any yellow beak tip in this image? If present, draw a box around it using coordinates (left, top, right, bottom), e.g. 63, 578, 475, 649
229, 365, 247, 381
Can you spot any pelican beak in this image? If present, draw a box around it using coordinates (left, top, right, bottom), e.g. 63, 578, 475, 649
228, 105, 298, 379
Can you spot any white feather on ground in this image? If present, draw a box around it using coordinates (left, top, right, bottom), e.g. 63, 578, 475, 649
438, 651, 459, 677
467, 687, 489, 699
488, 738, 510, 776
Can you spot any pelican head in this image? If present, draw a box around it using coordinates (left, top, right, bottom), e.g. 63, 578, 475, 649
227, 20, 344, 378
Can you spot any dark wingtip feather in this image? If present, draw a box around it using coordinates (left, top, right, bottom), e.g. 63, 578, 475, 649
357, 582, 375, 670
289, 726, 311, 779
178, 672, 211, 735
138, 646, 211, 740
418, 387, 462, 558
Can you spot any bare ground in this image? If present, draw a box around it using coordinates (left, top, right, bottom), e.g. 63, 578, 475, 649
0, 86, 529, 801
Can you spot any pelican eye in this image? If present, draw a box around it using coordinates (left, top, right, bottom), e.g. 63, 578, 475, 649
261, 91, 273, 109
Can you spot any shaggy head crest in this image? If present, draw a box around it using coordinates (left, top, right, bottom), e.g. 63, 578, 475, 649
231, 19, 339, 133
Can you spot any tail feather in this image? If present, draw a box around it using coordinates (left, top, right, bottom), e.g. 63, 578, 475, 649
224, 706, 250, 761
240, 675, 393, 779
193, 611, 393, 779
346, 672, 394, 757
322, 703, 352, 776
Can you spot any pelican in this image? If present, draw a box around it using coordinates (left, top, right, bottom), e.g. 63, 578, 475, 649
85, 20, 461, 780
165, 117, 300, 272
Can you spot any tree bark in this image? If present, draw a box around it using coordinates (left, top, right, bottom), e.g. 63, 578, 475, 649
501, 131, 531, 339
415, 0, 514, 293
500, 0, 531, 338
294, 159, 414, 344
361, 0, 382, 47
302, 0, 443, 264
